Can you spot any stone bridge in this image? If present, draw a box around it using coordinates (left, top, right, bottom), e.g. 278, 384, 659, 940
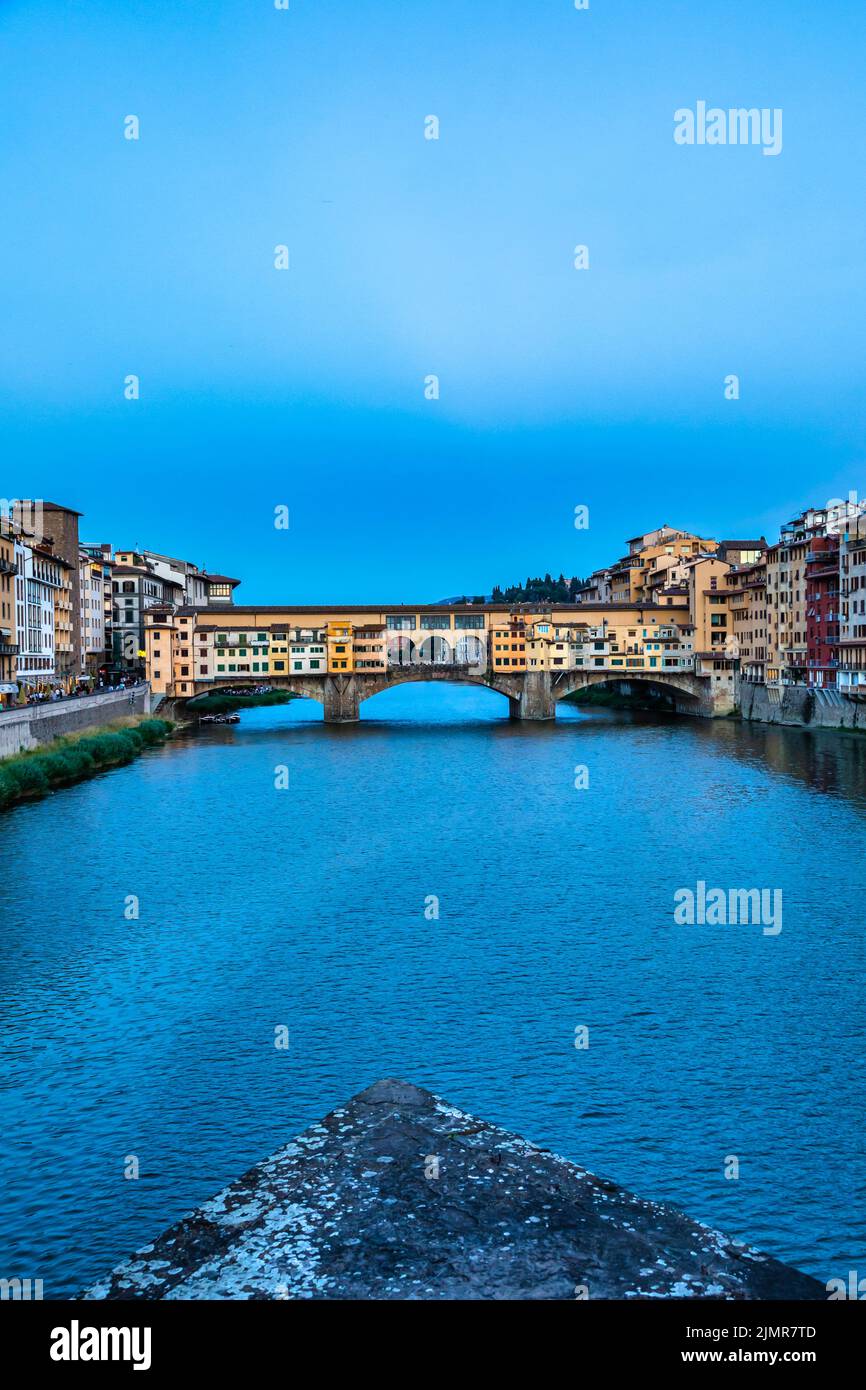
165, 663, 728, 723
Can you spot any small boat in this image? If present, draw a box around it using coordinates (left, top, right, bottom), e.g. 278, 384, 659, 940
198, 713, 241, 725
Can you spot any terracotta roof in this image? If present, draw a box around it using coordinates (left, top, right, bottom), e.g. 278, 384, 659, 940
175, 601, 691, 617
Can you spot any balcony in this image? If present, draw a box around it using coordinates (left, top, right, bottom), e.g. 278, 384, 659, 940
0, 641, 19, 655
0, 557, 15, 576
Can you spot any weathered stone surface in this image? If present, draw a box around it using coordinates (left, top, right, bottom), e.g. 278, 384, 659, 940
738, 678, 866, 730
86, 1080, 824, 1300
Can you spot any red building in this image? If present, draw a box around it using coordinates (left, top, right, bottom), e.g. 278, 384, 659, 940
806, 535, 840, 687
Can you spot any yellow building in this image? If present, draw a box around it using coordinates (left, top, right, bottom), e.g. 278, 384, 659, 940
144, 610, 175, 696
765, 537, 808, 685
610, 529, 718, 605
724, 559, 768, 683
684, 555, 739, 700
327, 620, 354, 672
490, 612, 527, 671
352, 624, 386, 671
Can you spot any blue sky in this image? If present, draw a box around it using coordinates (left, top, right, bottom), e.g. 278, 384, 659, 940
2, 0, 865, 602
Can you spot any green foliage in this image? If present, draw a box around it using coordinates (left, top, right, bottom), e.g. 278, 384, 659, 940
138, 717, 173, 744
492, 573, 586, 604
0, 717, 174, 811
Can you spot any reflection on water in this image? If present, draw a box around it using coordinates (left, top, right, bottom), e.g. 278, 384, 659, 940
0, 682, 864, 1295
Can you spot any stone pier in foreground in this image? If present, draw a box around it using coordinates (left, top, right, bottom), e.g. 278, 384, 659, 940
86, 1079, 823, 1300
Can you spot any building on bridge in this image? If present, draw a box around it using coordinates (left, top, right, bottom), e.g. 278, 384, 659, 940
142, 600, 738, 718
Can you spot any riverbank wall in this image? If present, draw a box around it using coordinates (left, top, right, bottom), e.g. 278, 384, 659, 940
86, 1078, 824, 1301
738, 681, 866, 731
0, 687, 151, 760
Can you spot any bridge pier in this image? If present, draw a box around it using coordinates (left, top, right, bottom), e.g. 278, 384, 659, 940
323, 675, 360, 723
509, 670, 555, 721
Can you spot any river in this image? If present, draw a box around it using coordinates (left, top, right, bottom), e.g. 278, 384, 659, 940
0, 684, 864, 1295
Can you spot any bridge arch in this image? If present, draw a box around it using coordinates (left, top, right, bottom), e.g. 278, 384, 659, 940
186, 682, 326, 708
551, 670, 704, 709
355, 672, 515, 716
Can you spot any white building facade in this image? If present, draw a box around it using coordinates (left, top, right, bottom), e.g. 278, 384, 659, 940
15, 539, 61, 685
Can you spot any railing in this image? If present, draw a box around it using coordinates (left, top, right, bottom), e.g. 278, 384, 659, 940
382, 661, 483, 673
0, 681, 149, 717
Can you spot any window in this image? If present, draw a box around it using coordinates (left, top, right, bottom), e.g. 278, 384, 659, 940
386, 615, 415, 630
310, 659, 320, 669
454, 614, 485, 629
293, 661, 302, 670
420, 614, 450, 629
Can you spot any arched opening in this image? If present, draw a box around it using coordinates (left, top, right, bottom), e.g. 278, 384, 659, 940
454, 634, 485, 668
387, 635, 418, 667
185, 685, 324, 722
360, 679, 509, 723
558, 676, 690, 715
417, 635, 452, 665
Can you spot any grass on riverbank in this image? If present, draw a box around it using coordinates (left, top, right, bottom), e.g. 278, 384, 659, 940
0, 717, 174, 811
188, 691, 295, 715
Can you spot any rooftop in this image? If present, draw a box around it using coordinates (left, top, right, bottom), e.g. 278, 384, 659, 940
174, 601, 690, 618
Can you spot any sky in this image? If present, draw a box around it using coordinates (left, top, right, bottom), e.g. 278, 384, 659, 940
2, 0, 865, 603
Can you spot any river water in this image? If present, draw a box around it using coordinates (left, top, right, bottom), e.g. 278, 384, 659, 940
0, 684, 864, 1295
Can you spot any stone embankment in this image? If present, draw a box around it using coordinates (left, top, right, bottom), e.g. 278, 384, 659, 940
0, 686, 151, 759
738, 681, 866, 731
87, 1079, 824, 1301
